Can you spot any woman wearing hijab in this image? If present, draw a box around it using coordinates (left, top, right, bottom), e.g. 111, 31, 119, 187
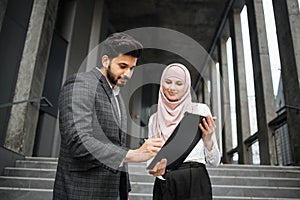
148, 63, 221, 200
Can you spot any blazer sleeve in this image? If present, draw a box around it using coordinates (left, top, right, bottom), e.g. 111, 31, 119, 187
59, 74, 128, 171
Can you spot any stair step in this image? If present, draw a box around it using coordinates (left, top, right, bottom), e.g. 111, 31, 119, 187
129, 194, 300, 200
207, 168, 300, 178
129, 173, 300, 187
24, 157, 58, 162
210, 176, 300, 187
129, 169, 300, 187
129, 193, 152, 200
129, 173, 155, 182
4, 167, 56, 178
131, 182, 153, 193
129, 165, 149, 173
0, 187, 52, 200
15, 160, 57, 169
0, 176, 54, 189
129, 193, 298, 200
213, 197, 300, 200
215, 164, 300, 171
129, 168, 300, 179
212, 185, 300, 198
130, 182, 300, 198
130, 163, 300, 170
130, 163, 300, 169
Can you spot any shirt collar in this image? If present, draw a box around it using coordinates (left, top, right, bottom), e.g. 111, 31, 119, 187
96, 67, 120, 96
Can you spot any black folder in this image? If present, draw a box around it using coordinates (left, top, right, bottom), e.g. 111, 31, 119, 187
147, 113, 205, 170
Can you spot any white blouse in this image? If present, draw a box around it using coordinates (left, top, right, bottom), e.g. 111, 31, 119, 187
148, 103, 221, 167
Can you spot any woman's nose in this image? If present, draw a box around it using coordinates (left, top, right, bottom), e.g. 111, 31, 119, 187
169, 83, 176, 90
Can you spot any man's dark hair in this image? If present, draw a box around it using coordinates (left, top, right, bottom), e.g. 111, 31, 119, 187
101, 32, 143, 59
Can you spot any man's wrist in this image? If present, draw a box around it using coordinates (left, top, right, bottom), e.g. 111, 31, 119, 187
124, 149, 136, 163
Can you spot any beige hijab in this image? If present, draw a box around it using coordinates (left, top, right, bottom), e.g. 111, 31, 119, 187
151, 63, 192, 141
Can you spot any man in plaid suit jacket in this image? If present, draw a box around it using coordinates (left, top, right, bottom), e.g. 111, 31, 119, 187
53, 33, 165, 200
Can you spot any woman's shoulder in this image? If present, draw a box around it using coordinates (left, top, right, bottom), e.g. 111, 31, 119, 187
148, 113, 157, 125
187, 103, 211, 116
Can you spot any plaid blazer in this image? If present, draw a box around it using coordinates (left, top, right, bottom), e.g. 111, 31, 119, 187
53, 68, 130, 200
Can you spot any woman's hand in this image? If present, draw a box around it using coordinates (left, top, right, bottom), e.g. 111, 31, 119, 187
199, 115, 216, 151
149, 158, 167, 177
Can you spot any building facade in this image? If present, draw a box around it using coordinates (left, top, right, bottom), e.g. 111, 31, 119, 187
0, 0, 299, 173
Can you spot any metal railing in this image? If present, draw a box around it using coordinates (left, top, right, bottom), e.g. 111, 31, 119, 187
276, 105, 300, 114
0, 97, 53, 109
226, 104, 300, 165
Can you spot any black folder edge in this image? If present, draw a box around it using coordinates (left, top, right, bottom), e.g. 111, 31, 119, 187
146, 113, 205, 170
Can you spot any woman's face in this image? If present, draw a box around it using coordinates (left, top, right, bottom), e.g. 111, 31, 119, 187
162, 77, 186, 102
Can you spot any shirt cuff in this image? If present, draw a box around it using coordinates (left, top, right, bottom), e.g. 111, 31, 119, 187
204, 142, 218, 160
119, 158, 125, 167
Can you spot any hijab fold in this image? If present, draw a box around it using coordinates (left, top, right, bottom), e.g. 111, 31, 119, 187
151, 63, 193, 141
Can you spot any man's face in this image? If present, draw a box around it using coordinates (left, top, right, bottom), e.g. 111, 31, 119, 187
104, 54, 137, 87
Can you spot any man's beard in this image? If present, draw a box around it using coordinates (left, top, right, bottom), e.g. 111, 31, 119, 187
107, 65, 118, 86
106, 65, 129, 87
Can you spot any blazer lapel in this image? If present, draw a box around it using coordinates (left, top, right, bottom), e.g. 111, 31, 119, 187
92, 68, 121, 126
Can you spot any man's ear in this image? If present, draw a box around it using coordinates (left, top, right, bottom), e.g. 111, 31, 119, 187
102, 55, 110, 68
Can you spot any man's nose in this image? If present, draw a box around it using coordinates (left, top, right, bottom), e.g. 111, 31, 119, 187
124, 68, 133, 78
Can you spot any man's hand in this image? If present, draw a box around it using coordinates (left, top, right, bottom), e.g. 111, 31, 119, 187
124, 138, 163, 163
199, 115, 216, 151
149, 158, 167, 177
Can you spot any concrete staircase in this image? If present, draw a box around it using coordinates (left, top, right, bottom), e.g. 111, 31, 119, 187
129, 163, 300, 200
0, 157, 56, 200
0, 157, 300, 200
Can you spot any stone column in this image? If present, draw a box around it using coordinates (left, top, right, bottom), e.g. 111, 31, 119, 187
4, 0, 59, 155
273, 0, 300, 165
65, 0, 94, 76
0, 0, 8, 32
204, 72, 211, 109
201, 56, 212, 109
86, 0, 104, 72
246, 0, 277, 165
211, 59, 218, 118
219, 37, 233, 163
211, 56, 222, 152
229, 9, 251, 164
